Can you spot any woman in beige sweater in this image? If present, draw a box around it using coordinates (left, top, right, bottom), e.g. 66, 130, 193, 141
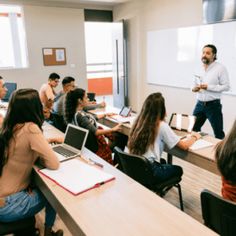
0, 89, 63, 236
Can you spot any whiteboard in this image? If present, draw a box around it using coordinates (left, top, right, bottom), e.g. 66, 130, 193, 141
147, 21, 236, 95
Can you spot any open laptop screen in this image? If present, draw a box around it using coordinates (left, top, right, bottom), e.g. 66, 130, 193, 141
169, 113, 196, 133
64, 125, 88, 151
119, 106, 131, 117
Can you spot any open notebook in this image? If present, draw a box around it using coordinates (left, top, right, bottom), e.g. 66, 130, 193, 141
38, 159, 115, 195
189, 139, 214, 150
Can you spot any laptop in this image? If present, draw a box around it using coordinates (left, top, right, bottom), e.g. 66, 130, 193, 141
110, 106, 133, 123
52, 124, 88, 162
169, 113, 196, 138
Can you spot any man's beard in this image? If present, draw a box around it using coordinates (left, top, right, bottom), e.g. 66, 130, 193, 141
202, 57, 210, 64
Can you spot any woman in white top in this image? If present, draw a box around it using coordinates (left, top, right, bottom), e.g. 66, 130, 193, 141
128, 92, 200, 183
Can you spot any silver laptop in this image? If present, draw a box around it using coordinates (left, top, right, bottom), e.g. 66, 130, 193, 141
169, 113, 196, 139
52, 124, 88, 162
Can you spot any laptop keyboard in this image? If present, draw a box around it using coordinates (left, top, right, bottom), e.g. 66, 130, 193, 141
53, 146, 77, 157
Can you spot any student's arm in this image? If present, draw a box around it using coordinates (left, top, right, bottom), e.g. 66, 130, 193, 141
95, 123, 122, 135
176, 132, 201, 150
161, 122, 200, 151
83, 101, 106, 111
45, 85, 55, 101
28, 124, 60, 169
77, 112, 121, 135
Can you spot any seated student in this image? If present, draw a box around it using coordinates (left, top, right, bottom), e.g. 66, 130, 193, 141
0, 89, 63, 236
0, 76, 8, 100
53, 76, 105, 116
128, 92, 201, 183
0, 76, 8, 127
39, 73, 60, 116
64, 88, 122, 164
215, 120, 236, 202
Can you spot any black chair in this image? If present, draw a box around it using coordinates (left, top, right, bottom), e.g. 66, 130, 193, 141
2, 82, 17, 102
87, 92, 96, 102
85, 130, 99, 153
0, 216, 37, 235
51, 113, 67, 133
114, 147, 184, 211
201, 189, 236, 236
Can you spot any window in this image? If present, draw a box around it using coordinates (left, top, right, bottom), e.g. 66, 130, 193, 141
0, 5, 28, 69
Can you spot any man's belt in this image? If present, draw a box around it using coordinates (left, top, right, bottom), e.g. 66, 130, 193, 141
198, 99, 220, 106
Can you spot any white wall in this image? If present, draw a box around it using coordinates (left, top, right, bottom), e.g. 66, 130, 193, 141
114, 0, 236, 134
0, 5, 87, 92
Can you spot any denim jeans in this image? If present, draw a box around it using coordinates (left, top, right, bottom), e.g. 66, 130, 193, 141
193, 99, 225, 139
151, 162, 183, 184
0, 188, 56, 227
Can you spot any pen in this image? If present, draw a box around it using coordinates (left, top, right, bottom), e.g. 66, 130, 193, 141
88, 158, 104, 168
94, 181, 105, 188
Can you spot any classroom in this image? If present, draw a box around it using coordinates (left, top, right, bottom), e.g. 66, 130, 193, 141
1, 0, 236, 235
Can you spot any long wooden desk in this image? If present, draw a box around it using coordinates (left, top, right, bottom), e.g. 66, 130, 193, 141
90, 107, 220, 175
34, 122, 217, 236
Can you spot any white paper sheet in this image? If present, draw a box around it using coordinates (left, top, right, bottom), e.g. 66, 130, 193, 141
189, 139, 214, 150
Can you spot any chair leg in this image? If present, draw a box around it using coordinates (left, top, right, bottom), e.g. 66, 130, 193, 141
175, 183, 184, 211
167, 153, 173, 164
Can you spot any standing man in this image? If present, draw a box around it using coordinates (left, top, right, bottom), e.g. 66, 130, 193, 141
192, 44, 230, 139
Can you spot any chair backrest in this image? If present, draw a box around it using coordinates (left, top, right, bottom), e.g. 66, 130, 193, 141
51, 113, 67, 133
87, 92, 96, 102
201, 189, 236, 236
0, 216, 35, 235
2, 82, 17, 102
169, 113, 196, 133
114, 147, 155, 188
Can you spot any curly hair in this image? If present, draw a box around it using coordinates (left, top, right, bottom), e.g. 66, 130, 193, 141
0, 89, 44, 176
128, 92, 166, 156
215, 119, 236, 184
64, 88, 85, 124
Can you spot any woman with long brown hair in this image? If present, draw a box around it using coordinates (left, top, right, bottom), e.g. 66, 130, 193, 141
0, 89, 63, 236
128, 92, 200, 183
215, 120, 236, 202
64, 88, 125, 164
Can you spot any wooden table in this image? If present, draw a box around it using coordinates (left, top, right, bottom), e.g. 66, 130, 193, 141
90, 107, 220, 175
89, 106, 133, 136
34, 122, 218, 236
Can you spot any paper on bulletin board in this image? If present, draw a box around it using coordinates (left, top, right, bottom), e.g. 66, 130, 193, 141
56, 49, 65, 62
43, 48, 53, 55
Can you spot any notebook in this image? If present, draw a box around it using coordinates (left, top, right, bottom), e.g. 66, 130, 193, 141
189, 139, 214, 150
38, 159, 115, 195
52, 124, 88, 162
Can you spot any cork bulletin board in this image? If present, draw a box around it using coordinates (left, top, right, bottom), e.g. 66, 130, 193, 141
42, 48, 66, 66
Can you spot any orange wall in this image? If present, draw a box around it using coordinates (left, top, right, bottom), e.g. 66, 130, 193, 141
88, 77, 113, 95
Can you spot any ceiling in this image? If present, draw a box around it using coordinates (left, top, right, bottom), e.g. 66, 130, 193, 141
0, 0, 130, 8
48, 0, 128, 3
